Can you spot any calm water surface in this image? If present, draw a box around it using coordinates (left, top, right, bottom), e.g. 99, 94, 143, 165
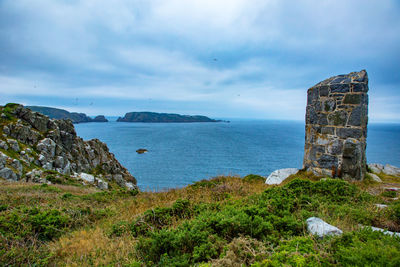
75, 120, 400, 191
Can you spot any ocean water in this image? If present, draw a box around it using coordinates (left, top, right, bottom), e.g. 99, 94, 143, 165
75, 120, 400, 191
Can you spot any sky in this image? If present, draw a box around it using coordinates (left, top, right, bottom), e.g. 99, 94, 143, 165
0, 0, 399, 122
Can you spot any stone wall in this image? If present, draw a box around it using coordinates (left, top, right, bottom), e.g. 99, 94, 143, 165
303, 70, 368, 180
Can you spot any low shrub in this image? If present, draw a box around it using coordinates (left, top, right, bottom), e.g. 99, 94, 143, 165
329, 228, 400, 266
243, 174, 266, 183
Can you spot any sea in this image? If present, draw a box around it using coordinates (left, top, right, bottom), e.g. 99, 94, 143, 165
75, 120, 400, 191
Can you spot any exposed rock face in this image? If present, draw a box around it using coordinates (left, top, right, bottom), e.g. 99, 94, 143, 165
265, 168, 298, 185
303, 70, 369, 180
0, 104, 136, 190
368, 163, 400, 176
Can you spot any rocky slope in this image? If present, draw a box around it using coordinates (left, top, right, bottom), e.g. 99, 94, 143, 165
0, 103, 136, 190
117, 111, 222, 123
27, 106, 108, 123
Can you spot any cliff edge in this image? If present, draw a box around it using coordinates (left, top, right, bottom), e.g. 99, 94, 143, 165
0, 104, 136, 190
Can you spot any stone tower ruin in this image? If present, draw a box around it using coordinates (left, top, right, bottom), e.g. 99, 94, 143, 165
303, 70, 368, 180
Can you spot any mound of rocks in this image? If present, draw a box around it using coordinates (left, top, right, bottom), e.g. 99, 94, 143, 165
0, 104, 136, 190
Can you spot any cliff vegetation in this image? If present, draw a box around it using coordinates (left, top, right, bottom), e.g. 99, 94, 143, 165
1, 171, 400, 266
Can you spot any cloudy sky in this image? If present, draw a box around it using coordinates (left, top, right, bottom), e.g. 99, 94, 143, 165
1, 0, 399, 122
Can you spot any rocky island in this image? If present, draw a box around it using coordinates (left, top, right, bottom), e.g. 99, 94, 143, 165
117, 111, 222, 123
27, 106, 108, 123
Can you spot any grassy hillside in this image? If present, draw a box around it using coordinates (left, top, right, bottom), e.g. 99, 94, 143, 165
1, 172, 400, 266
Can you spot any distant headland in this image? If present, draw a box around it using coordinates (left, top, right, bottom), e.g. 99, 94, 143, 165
27, 106, 108, 123
117, 111, 224, 123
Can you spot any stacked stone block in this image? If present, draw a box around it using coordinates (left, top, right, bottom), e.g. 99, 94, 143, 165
303, 70, 368, 180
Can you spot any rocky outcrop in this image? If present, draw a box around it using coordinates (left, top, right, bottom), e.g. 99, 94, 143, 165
303, 70, 369, 180
306, 217, 343, 238
265, 168, 298, 185
117, 111, 221, 123
368, 163, 400, 176
27, 106, 108, 123
0, 104, 135, 190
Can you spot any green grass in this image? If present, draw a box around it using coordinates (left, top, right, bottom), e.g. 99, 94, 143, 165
1, 174, 400, 266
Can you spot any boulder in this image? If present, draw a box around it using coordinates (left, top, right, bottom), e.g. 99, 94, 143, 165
368, 163, 384, 173
0, 167, 19, 181
383, 164, 400, 176
97, 179, 108, 190
368, 173, 382, 183
306, 217, 343, 238
7, 139, 20, 152
0, 140, 8, 150
77, 172, 95, 183
266, 168, 298, 185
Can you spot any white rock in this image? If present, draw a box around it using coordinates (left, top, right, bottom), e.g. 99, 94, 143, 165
365, 226, 400, 238
78, 172, 95, 183
125, 182, 136, 190
383, 164, 400, 176
375, 204, 388, 209
368, 163, 384, 174
97, 179, 108, 190
0, 167, 19, 181
266, 168, 298, 185
368, 173, 382, 183
0, 140, 8, 150
306, 217, 343, 238
7, 139, 20, 152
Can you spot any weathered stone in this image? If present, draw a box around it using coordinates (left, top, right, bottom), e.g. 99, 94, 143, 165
318, 113, 328, 125
321, 127, 335, 135
7, 139, 20, 152
37, 138, 56, 158
323, 99, 336, 112
348, 106, 362, 126
54, 156, 65, 168
3, 126, 10, 135
383, 164, 400, 176
303, 70, 368, 180
306, 106, 318, 124
306, 217, 343, 238
343, 94, 362, 104
319, 85, 330, 96
330, 83, 350, 93
327, 110, 348, 126
342, 138, 364, 180
0, 152, 8, 169
0, 104, 136, 190
97, 179, 109, 190
352, 83, 367, 92
77, 172, 95, 183
0, 168, 19, 181
11, 159, 23, 174
336, 128, 362, 139
317, 154, 338, 169
368, 173, 382, 183
307, 88, 319, 105
327, 139, 343, 155
368, 163, 384, 173
0, 140, 8, 150
265, 168, 299, 185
